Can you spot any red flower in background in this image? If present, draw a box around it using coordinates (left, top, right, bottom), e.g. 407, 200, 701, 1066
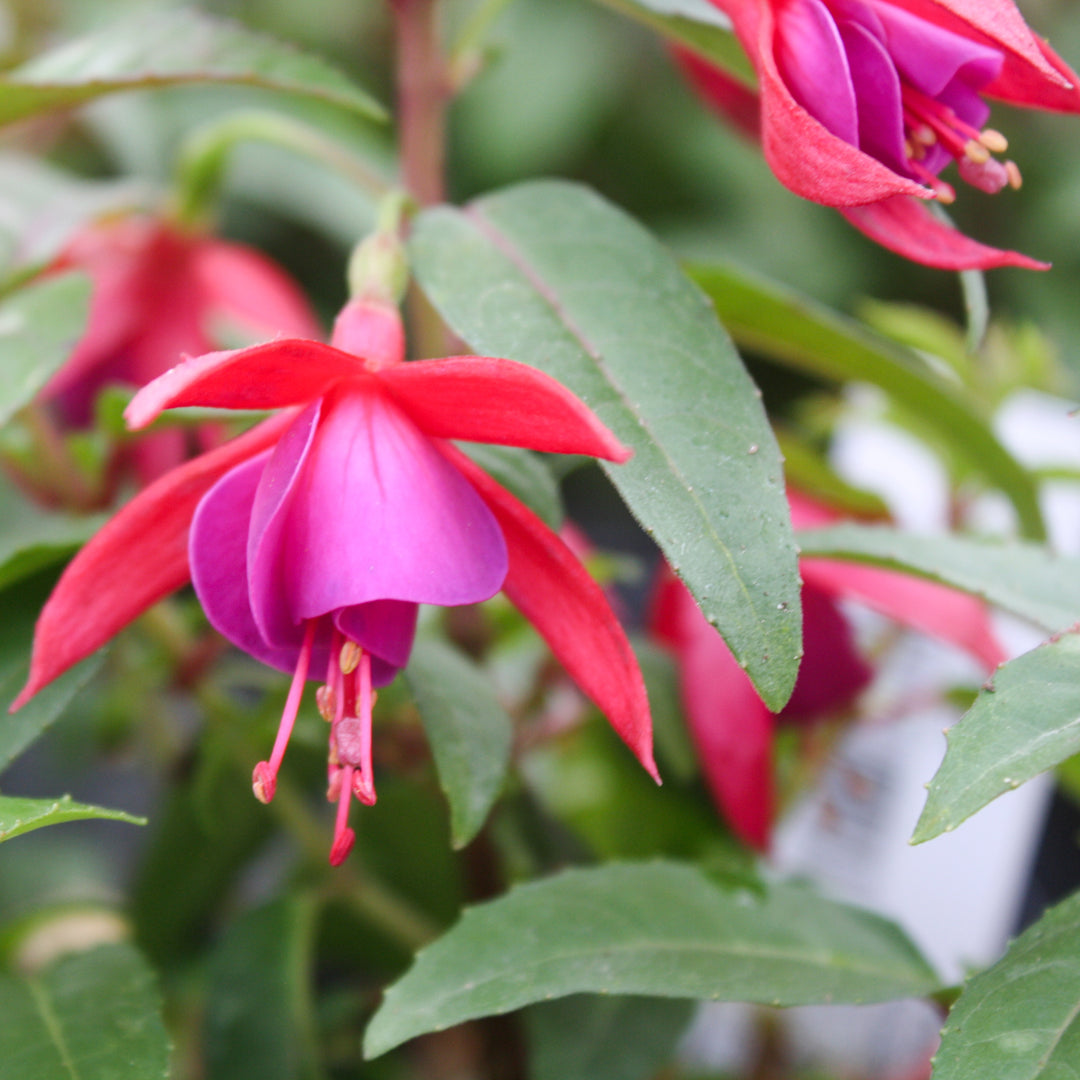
14, 296, 656, 864
42, 214, 319, 485
650, 491, 1004, 850
679, 0, 1080, 269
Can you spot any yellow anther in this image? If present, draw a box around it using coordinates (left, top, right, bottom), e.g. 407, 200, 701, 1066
339, 641, 362, 674
979, 128, 1008, 153
964, 139, 990, 164
1005, 160, 1023, 190
316, 685, 335, 722
913, 124, 936, 146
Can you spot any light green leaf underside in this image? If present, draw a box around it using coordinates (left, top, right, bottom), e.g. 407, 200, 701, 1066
796, 525, 1080, 632
364, 861, 939, 1057
0, 274, 93, 430
405, 639, 514, 849
933, 890, 1080, 1080
411, 180, 801, 710
0, 943, 168, 1080
0, 794, 144, 843
914, 630, 1080, 843
0, 8, 385, 128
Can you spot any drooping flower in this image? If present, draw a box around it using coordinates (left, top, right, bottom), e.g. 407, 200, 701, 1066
679, 0, 1080, 269
650, 491, 1004, 849
41, 213, 320, 485
13, 296, 656, 864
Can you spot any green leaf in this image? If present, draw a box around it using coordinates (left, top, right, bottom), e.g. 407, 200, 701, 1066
0, 943, 168, 1079
526, 994, 694, 1080
0, 480, 105, 593
0, 795, 144, 843
0, 8, 385, 129
205, 897, 321, 1080
689, 262, 1045, 541
933, 889, 1080, 1079
405, 639, 514, 849
795, 524, 1080, 632
363, 861, 939, 1057
411, 180, 801, 710
0, 570, 105, 773
594, 0, 755, 87
0, 274, 93, 429
459, 443, 562, 531
914, 630, 1080, 843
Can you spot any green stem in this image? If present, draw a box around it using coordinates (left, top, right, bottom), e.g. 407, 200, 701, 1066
173, 110, 391, 229
448, 0, 516, 88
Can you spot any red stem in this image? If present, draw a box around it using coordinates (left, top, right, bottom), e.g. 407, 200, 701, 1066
391, 0, 448, 206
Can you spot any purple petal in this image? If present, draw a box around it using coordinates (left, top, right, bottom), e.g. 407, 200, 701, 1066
248, 399, 322, 650
775, 0, 859, 146
871, 2, 1003, 98
281, 386, 508, 617
191, 450, 332, 675
836, 18, 908, 174
334, 600, 418, 687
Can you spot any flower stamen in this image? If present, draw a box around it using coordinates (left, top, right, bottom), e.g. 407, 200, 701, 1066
252, 619, 316, 804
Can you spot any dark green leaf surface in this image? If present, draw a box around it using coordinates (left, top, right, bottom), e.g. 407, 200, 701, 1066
0, 795, 144, 842
691, 262, 1045, 540
206, 897, 321, 1080
405, 639, 514, 849
0, 943, 169, 1079
364, 861, 939, 1057
0, 9, 385, 128
795, 525, 1080, 631
0, 274, 92, 429
914, 630, 1080, 843
527, 994, 694, 1080
933, 890, 1080, 1079
411, 181, 801, 710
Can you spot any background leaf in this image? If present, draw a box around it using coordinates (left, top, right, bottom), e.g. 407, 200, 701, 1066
364, 861, 939, 1057
933, 889, 1080, 1080
205, 896, 322, 1080
0, 8, 385, 128
526, 994, 695, 1080
690, 262, 1046, 541
405, 638, 514, 849
594, 0, 755, 86
914, 629, 1080, 843
0, 794, 144, 843
795, 525, 1080, 632
411, 180, 801, 710
0, 274, 92, 429
0, 942, 169, 1079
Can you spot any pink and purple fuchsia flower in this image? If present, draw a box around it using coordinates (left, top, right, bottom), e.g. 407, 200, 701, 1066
681, 0, 1080, 268
14, 297, 656, 864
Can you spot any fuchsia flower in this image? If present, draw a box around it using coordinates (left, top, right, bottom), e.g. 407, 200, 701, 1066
680, 0, 1080, 269
43, 214, 319, 484
13, 297, 656, 864
650, 491, 1004, 850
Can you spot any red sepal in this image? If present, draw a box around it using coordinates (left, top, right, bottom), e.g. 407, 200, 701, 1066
442, 443, 657, 781
124, 341, 369, 429
651, 567, 772, 850
382, 357, 631, 461
839, 197, 1049, 271
12, 412, 297, 709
